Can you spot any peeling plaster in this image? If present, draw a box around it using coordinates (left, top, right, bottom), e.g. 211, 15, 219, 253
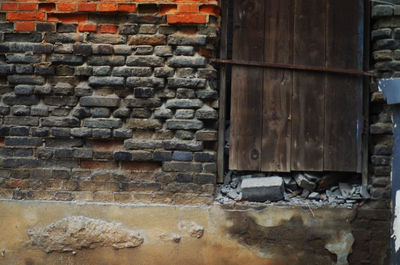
27, 216, 144, 253
393, 190, 400, 252
325, 230, 354, 265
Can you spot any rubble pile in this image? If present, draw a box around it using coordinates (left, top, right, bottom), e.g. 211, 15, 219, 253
215, 172, 370, 207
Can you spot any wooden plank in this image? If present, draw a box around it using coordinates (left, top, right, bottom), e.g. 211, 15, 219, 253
261, 0, 293, 172
362, 0, 370, 183
291, 0, 326, 171
324, 0, 364, 172
217, 0, 228, 183
229, 0, 265, 171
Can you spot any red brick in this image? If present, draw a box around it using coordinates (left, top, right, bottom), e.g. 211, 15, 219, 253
160, 4, 177, 15
80, 160, 118, 170
178, 4, 199, 13
1, 3, 18, 11
98, 3, 117, 12
78, 3, 97, 12
167, 14, 207, 24
57, 3, 76, 12
99, 24, 118, 34
7, 12, 45, 21
118, 4, 136, 13
199, 5, 220, 16
78, 23, 97, 32
15, 22, 35, 31
47, 13, 86, 23
19, 3, 37, 11
39, 3, 56, 12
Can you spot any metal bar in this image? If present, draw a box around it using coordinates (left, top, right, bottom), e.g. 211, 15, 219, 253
212, 58, 376, 77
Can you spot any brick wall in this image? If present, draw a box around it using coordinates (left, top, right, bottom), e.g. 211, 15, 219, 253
0, 0, 220, 204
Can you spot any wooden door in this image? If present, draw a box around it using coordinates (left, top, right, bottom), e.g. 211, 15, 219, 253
229, 0, 365, 173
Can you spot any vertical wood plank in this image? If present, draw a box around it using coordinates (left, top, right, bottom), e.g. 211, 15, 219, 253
229, 0, 265, 171
324, 0, 364, 172
291, 0, 326, 171
261, 0, 294, 172
217, 0, 228, 183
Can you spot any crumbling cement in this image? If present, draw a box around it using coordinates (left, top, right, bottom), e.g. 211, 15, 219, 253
27, 216, 144, 253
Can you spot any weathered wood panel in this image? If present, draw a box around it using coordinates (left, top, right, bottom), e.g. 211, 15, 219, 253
291, 0, 326, 171
324, 0, 364, 172
261, 0, 294, 172
229, 0, 265, 170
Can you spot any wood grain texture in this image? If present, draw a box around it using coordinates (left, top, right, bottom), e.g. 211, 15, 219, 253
291, 0, 326, 171
229, 0, 265, 171
261, 0, 293, 172
324, 0, 364, 172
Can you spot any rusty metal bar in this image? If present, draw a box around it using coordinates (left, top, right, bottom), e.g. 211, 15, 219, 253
212, 58, 376, 77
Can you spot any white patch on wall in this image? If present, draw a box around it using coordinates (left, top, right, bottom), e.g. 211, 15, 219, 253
393, 190, 400, 252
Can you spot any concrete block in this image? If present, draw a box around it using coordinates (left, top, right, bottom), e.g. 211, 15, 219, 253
241, 177, 284, 202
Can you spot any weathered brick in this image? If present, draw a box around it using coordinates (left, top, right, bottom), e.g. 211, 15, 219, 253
125, 97, 162, 108
163, 140, 203, 151
73, 149, 93, 159
80, 96, 120, 107
166, 119, 203, 130
168, 56, 206, 68
83, 118, 122, 129
51, 128, 71, 137
5, 137, 42, 147
3, 94, 40, 106
194, 151, 215, 162
41, 117, 80, 127
175, 130, 194, 140
175, 109, 194, 119
196, 105, 218, 120
54, 149, 73, 159
4, 33, 42, 42
166, 99, 203, 109
154, 107, 173, 119
162, 161, 202, 172
12, 105, 30, 116
88, 76, 125, 87
194, 173, 215, 184
124, 139, 163, 150
167, 33, 206, 45
9, 127, 30, 136
114, 45, 132, 55
87, 33, 126, 44
154, 66, 174, 78
112, 66, 152, 77
131, 108, 152, 118
8, 75, 45, 85
6, 55, 41, 64
195, 130, 217, 141
88, 56, 125, 66
73, 44, 92, 56
92, 129, 112, 138
46, 33, 84, 43
71, 128, 92, 137
34, 65, 55, 75
126, 56, 164, 67
173, 151, 193, 161
176, 46, 195, 56
153, 151, 172, 162
49, 54, 83, 65
167, 78, 206, 88
113, 129, 133, 138
129, 34, 166, 45
91, 108, 111, 118
126, 77, 164, 88
2, 158, 39, 168
125, 119, 162, 130
119, 23, 139, 35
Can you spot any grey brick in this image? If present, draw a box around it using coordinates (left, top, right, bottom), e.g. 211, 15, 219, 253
80, 96, 120, 107
195, 130, 217, 141
130, 108, 152, 118
5, 137, 42, 147
196, 105, 218, 120
163, 140, 203, 151
134, 87, 154, 98
166, 119, 203, 130
126, 77, 164, 88
372, 5, 393, 18
91, 108, 111, 118
194, 173, 215, 184
119, 23, 139, 35
113, 128, 133, 138
168, 56, 206, 68
173, 151, 193, 161
75, 66, 93, 76
113, 108, 131, 118
167, 33, 206, 45
124, 139, 163, 150
73, 149, 93, 159
175, 109, 194, 119
34, 65, 55, 75
92, 44, 114, 55
83, 118, 122, 129
0, 148, 33, 157
7, 75, 45, 85
54, 44, 73, 54
129, 34, 166, 45
154, 66, 174, 78
174, 173, 193, 183
176, 46, 194, 56
87, 33, 126, 44
162, 162, 202, 172
94, 66, 112, 77
74, 82, 92, 96
176, 68, 195, 78
131, 151, 153, 161
92, 128, 111, 138
57, 24, 77, 33
88, 56, 125, 66
41, 117, 80, 127
135, 45, 154, 55
51, 128, 71, 137
0, 107, 10, 116
203, 163, 216, 173
0, 22, 14, 33
14, 85, 34, 95
15, 64, 34, 74
4, 33, 42, 42
0, 65, 14, 75
73, 44, 92, 56
54, 82, 73, 95
0, 127, 10, 136
112, 66, 152, 77
31, 128, 49, 137
166, 99, 203, 109
125, 97, 162, 108
155, 46, 173, 57
114, 45, 132, 55
33, 44, 53, 54
71, 128, 92, 137
11, 105, 30, 116
167, 78, 206, 88
88, 76, 124, 87
114, 151, 132, 161
175, 130, 194, 140
194, 151, 216, 162
31, 105, 49, 116
46, 33, 84, 43
196, 90, 217, 100
34, 84, 52, 95
198, 68, 217, 79
126, 56, 164, 67
153, 151, 172, 161
9, 127, 30, 136
54, 149, 73, 159
154, 107, 173, 119
4, 116, 39, 126
2, 158, 39, 168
